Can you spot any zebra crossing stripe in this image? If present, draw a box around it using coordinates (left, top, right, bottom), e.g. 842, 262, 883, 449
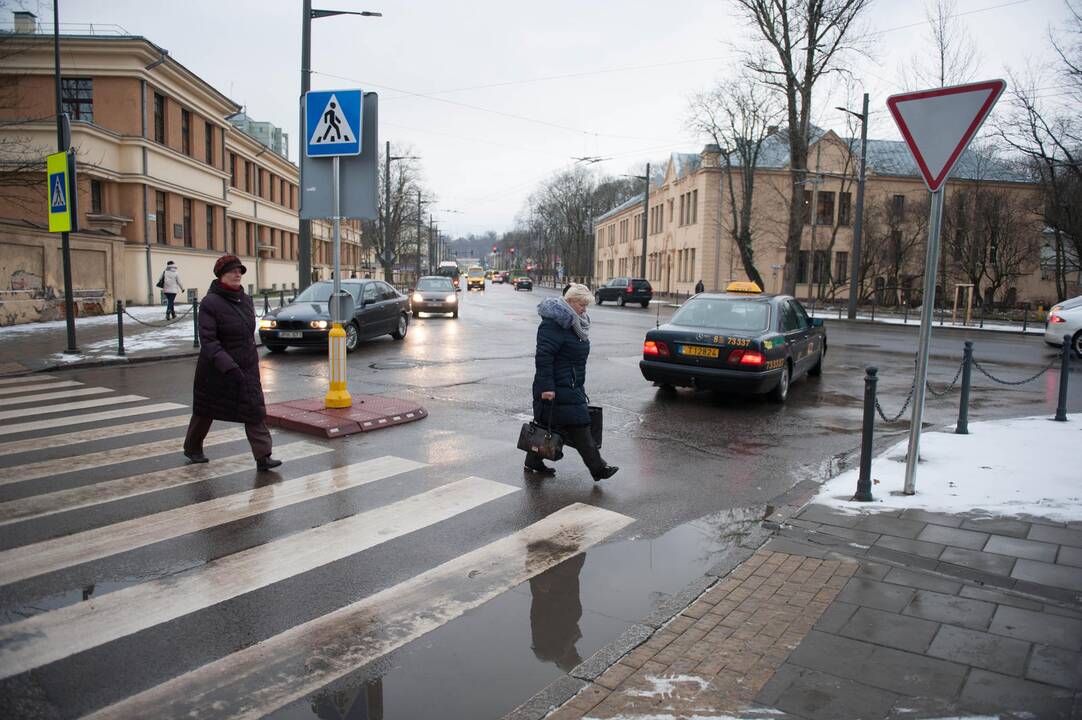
0, 403, 186, 437
0, 380, 82, 397
84, 502, 634, 720
0, 455, 427, 586
0, 428, 249, 487
0, 440, 330, 527
0, 395, 147, 422
0, 375, 57, 386
0, 386, 114, 408
0, 476, 518, 680
0, 415, 191, 458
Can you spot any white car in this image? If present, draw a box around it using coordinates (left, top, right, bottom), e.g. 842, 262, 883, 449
1044, 295, 1082, 357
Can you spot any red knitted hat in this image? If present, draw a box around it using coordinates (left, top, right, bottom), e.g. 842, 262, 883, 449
213, 254, 247, 278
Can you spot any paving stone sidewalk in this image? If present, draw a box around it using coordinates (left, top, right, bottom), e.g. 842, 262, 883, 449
520, 504, 1082, 720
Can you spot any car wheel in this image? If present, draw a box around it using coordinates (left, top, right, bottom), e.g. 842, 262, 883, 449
595, 293, 603, 305
391, 313, 408, 340
412, 310, 420, 318
265, 343, 287, 353
809, 344, 824, 376
452, 309, 459, 318
1074, 331, 1082, 358
618, 295, 626, 307
344, 321, 360, 353
657, 383, 676, 393
641, 301, 649, 308
769, 363, 791, 404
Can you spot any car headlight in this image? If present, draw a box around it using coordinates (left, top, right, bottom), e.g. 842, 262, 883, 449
446, 294, 457, 303
309, 320, 329, 329
259, 319, 276, 329
412, 292, 424, 303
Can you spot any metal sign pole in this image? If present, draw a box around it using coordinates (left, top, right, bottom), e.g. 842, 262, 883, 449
903, 188, 945, 494
325, 155, 351, 408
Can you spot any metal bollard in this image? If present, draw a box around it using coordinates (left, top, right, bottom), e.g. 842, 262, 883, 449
1022, 303, 1029, 332
904, 301, 909, 324
263, 292, 270, 315
192, 300, 200, 348
854, 367, 878, 501
871, 300, 876, 322
956, 341, 973, 434
279, 289, 285, 308
979, 301, 986, 329
116, 300, 125, 356
1055, 334, 1071, 422
838, 304, 843, 320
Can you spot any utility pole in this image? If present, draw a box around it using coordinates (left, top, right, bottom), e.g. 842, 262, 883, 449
640, 163, 650, 279
53, 0, 77, 353
841, 93, 869, 319
808, 142, 822, 302
415, 189, 423, 280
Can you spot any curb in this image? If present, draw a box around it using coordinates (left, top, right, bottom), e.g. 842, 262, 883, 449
818, 315, 1046, 338
16, 349, 202, 376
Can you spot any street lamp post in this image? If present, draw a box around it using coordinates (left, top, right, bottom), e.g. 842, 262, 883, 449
299, 2, 381, 290
382, 141, 418, 282
623, 164, 651, 280
838, 93, 869, 320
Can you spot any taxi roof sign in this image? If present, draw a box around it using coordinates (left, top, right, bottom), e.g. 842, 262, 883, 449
725, 281, 762, 294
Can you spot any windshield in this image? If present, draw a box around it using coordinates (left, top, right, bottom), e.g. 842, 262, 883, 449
292, 282, 361, 303
671, 298, 770, 332
416, 277, 453, 291
436, 266, 459, 278
468, 268, 484, 277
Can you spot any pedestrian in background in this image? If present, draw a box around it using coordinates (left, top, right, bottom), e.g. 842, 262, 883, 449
526, 283, 618, 481
694, 279, 705, 294
160, 260, 184, 319
183, 254, 281, 471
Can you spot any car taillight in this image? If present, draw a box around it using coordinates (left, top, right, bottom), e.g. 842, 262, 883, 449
1050, 314, 1065, 323
643, 340, 669, 357
626, 285, 633, 293
728, 349, 764, 366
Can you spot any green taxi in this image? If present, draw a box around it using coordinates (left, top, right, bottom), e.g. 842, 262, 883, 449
639, 282, 825, 402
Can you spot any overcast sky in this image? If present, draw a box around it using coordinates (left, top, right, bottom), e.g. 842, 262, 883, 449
33, 0, 1073, 237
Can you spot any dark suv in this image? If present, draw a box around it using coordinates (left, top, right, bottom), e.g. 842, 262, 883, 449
595, 277, 652, 307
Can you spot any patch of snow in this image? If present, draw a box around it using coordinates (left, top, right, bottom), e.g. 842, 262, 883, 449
814, 415, 1081, 521
586, 711, 786, 720
625, 674, 710, 698
806, 308, 1042, 335
0, 305, 177, 337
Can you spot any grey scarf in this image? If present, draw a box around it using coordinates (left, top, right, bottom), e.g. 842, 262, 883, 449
559, 296, 591, 341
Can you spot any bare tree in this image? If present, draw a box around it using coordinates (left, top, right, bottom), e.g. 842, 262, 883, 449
861, 192, 929, 305
687, 75, 784, 288
902, 0, 980, 90
730, 0, 873, 295
375, 143, 426, 283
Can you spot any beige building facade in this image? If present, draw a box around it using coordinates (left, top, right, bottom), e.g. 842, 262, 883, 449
0, 22, 370, 325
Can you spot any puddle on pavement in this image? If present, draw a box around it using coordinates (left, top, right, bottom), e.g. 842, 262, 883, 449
269, 506, 765, 720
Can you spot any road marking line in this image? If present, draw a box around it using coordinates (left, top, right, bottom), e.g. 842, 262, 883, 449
0, 387, 114, 408
0, 395, 147, 422
0, 476, 519, 680
0, 428, 248, 487
0, 375, 57, 387
0, 455, 427, 586
0, 415, 191, 458
0, 380, 82, 397
0, 440, 329, 527
0, 403, 186, 438
85, 502, 634, 720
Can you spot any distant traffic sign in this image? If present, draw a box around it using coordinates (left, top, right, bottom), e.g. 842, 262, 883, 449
305, 89, 363, 157
886, 80, 1005, 192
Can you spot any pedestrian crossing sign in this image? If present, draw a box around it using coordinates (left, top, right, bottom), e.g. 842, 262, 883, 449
305, 89, 363, 157
46, 151, 73, 232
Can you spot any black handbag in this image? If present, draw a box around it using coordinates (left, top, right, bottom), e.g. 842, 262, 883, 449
588, 405, 603, 448
155, 273, 165, 289
517, 401, 564, 461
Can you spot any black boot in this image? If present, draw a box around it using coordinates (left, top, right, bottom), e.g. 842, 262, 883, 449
592, 465, 619, 481
184, 451, 209, 464
524, 461, 556, 476
256, 456, 282, 471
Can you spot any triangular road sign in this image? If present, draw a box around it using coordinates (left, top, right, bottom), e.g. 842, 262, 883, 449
886, 79, 1005, 192
50, 174, 66, 210
308, 93, 357, 147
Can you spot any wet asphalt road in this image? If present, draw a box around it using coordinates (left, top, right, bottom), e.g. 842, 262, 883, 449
0, 282, 1075, 719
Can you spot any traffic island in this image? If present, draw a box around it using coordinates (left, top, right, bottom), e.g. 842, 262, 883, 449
264, 395, 427, 439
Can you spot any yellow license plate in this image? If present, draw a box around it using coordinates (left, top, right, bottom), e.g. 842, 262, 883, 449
679, 345, 719, 358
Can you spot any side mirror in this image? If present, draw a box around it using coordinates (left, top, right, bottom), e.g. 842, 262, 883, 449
811, 318, 824, 327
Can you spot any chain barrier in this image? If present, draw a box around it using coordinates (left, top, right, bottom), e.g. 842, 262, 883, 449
122, 305, 193, 328
972, 356, 1059, 386
925, 358, 965, 397
875, 375, 916, 423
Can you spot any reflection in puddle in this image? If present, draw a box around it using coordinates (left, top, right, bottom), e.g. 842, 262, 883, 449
309, 678, 383, 720
528, 552, 585, 672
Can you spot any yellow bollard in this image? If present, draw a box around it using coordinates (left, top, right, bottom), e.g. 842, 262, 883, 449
324, 322, 352, 408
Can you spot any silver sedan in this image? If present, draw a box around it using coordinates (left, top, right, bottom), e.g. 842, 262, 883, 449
1044, 295, 1082, 357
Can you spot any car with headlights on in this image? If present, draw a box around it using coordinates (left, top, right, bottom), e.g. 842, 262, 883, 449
639, 282, 825, 403
259, 279, 409, 353
1045, 295, 1082, 357
513, 276, 533, 291
411, 275, 458, 318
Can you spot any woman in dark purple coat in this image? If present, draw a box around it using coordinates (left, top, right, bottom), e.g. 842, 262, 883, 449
183, 254, 281, 470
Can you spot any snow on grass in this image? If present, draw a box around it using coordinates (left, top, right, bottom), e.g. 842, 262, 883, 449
0, 305, 176, 337
814, 414, 1081, 521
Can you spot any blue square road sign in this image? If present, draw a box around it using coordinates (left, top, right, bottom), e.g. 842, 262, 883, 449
305, 89, 363, 157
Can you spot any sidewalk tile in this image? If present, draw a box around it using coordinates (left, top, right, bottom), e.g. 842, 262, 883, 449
836, 577, 915, 612
855, 562, 890, 580
985, 534, 1060, 562
926, 624, 1031, 675
796, 504, 863, 527
917, 523, 990, 550
882, 566, 962, 594
866, 544, 941, 570
961, 516, 1032, 538
899, 508, 964, 528
853, 514, 926, 539
939, 545, 1017, 575
989, 605, 1082, 650
902, 589, 997, 630
787, 630, 875, 677
773, 667, 900, 720
1011, 557, 1082, 592
860, 644, 969, 697
812, 601, 859, 633
1029, 524, 1082, 548
957, 585, 1043, 611
1058, 545, 1082, 568
873, 534, 946, 559
1026, 644, 1082, 690
840, 606, 940, 653
959, 668, 1076, 717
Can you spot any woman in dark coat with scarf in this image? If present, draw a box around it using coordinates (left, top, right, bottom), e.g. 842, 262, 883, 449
183, 254, 281, 470
525, 283, 618, 481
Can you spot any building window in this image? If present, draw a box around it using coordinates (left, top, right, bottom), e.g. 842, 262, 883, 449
205, 122, 214, 165
835, 251, 849, 284
803, 190, 813, 224
229, 153, 237, 187
798, 250, 809, 283
206, 205, 215, 249
892, 194, 905, 216
90, 179, 102, 213
230, 218, 237, 255
280, 179, 286, 206
679, 194, 686, 225
249, 163, 256, 193
813, 250, 829, 284
816, 191, 835, 226
153, 93, 165, 144
61, 78, 93, 122
257, 169, 264, 197
691, 190, 698, 224
838, 192, 852, 226
246, 223, 253, 256
155, 191, 166, 244
181, 109, 191, 156
183, 199, 192, 247
269, 173, 276, 202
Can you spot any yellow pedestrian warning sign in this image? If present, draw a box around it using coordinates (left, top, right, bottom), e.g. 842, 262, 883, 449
47, 151, 75, 233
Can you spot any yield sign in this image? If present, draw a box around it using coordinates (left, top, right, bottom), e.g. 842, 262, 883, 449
886, 79, 1005, 192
